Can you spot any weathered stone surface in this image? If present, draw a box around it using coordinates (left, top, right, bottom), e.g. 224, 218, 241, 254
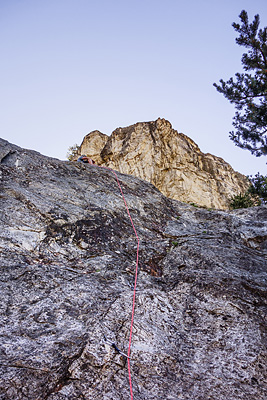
77, 130, 108, 165
77, 118, 249, 210
0, 138, 266, 400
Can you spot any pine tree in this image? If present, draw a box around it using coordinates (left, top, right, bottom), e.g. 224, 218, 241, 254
248, 173, 267, 203
214, 10, 267, 157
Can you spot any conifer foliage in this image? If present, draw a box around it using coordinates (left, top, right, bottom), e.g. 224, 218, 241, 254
214, 10, 267, 157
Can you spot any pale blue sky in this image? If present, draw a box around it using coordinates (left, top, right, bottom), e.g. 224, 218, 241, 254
1, 0, 266, 175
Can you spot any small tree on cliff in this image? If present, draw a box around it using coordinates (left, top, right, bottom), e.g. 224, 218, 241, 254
248, 172, 267, 203
67, 144, 80, 161
214, 10, 267, 157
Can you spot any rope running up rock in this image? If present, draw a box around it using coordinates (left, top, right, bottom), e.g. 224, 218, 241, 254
99, 166, 140, 400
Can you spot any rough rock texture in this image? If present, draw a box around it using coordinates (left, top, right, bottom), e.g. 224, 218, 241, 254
76, 118, 249, 210
78, 130, 108, 165
0, 137, 267, 400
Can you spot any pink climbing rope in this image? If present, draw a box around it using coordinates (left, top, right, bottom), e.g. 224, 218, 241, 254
100, 166, 139, 400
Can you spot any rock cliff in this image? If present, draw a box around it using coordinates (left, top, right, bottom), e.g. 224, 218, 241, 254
0, 138, 267, 400
76, 118, 249, 210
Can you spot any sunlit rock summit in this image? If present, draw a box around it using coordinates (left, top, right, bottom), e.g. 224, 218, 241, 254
75, 118, 249, 209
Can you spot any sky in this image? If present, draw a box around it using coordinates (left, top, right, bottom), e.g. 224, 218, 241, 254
0, 0, 267, 176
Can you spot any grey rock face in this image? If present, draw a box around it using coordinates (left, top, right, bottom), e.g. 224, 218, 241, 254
0, 138, 266, 400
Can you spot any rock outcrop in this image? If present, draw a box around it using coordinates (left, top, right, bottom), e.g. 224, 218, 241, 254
76, 118, 249, 210
79, 130, 108, 165
1, 138, 267, 400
